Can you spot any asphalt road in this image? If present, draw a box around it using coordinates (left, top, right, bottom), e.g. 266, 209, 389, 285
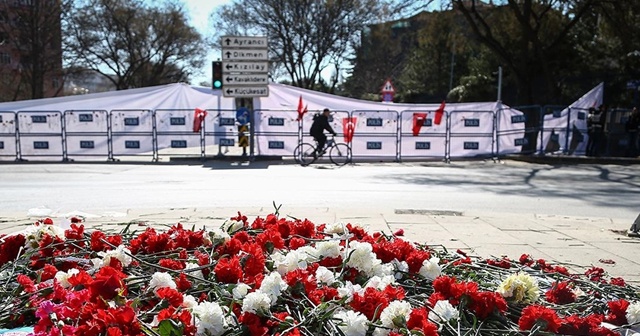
0, 160, 638, 220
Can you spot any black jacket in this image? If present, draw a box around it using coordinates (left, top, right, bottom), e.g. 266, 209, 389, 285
310, 114, 336, 136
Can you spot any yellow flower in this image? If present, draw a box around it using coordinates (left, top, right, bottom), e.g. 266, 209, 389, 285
496, 272, 540, 304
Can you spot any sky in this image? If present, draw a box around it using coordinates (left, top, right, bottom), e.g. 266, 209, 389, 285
181, 0, 232, 85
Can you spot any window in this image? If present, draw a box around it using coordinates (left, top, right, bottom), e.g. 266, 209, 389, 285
0, 53, 10, 64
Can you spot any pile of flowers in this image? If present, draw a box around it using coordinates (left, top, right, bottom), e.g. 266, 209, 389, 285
0, 210, 639, 336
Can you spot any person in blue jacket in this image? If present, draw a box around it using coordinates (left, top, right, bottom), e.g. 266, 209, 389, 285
310, 108, 337, 155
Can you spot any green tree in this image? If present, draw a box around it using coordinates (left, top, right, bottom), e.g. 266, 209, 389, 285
65, 0, 205, 90
211, 0, 430, 92
0, 0, 71, 101
452, 0, 599, 152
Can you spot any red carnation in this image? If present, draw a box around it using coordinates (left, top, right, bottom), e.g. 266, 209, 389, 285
88, 266, 127, 300
176, 273, 192, 291
214, 256, 243, 284
605, 299, 629, 326
156, 287, 184, 307
469, 291, 508, 319
519, 305, 561, 333
407, 307, 439, 336
350, 287, 390, 320
545, 281, 576, 305
0, 234, 26, 266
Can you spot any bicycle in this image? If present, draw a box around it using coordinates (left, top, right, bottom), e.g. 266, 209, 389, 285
293, 136, 352, 166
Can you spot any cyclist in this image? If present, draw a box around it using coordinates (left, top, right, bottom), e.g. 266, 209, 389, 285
310, 108, 337, 155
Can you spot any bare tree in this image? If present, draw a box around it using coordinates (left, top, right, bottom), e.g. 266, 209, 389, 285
211, 0, 430, 91
0, 0, 71, 101
65, 0, 205, 90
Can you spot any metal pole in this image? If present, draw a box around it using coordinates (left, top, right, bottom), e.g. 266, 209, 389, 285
449, 42, 456, 93
497, 66, 503, 102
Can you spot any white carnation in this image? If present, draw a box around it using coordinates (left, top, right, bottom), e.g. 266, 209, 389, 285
334, 310, 369, 336
275, 249, 309, 275
371, 262, 394, 277
345, 241, 380, 276
233, 283, 251, 300
365, 275, 396, 290
259, 271, 288, 304
428, 300, 459, 323
206, 227, 231, 242
419, 257, 441, 280
380, 300, 412, 328
54, 268, 79, 289
392, 259, 409, 279
315, 240, 342, 258
95, 245, 133, 269
338, 281, 364, 303
325, 222, 349, 235
182, 295, 198, 309
148, 272, 177, 293
241, 291, 271, 314
221, 219, 244, 233
315, 266, 336, 285
193, 301, 227, 336
185, 262, 203, 279
627, 302, 640, 325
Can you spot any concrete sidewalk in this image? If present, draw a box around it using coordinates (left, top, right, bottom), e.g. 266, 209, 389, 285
1, 206, 637, 284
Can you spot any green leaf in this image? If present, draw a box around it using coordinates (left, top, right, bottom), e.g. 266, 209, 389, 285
158, 319, 183, 336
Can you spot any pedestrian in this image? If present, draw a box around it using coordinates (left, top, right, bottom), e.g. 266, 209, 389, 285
626, 107, 640, 157
590, 105, 607, 157
586, 107, 597, 156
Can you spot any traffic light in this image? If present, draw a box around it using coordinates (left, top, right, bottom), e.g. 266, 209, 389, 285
212, 61, 223, 90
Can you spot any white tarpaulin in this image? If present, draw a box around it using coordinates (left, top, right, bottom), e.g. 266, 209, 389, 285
0, 82, 530, 159
538, 83, 603, 155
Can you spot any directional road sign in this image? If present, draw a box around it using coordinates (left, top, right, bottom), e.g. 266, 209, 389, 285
221, 35, 270, 97
221, 36, 268, 49
224, 86, 269, 98
222, 61, 269, 74
222, 48, 268, 61
223, 74, 269, 86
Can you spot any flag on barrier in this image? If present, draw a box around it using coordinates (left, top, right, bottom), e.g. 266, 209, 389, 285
412, 113, 428, 136
342, 117, 357, 143
296, 96, 308, 121
193, 108, 207, 132
434, 100, 446, 125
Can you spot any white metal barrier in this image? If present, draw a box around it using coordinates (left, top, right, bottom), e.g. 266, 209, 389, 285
0, 105, 586, 162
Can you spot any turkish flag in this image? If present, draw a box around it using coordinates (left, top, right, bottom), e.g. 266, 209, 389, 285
193, 108, 207, 132
296, 96, 308, 121
342, 117, 357, 143
412, 113, 428, 136
434, 100, 446, 125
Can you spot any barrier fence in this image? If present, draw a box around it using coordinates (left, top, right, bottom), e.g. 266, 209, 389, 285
0, 106, 632, 162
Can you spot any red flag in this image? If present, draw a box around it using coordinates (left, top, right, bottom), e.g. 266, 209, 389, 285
434, 100, 446, 125
296, 96, 308, 121
342, 117, 357, 143
412, 113, 428, 136
193, 108, 207, 132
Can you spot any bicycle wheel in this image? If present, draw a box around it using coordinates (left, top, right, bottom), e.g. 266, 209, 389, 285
293, 143, 318, 166
329, 143, 351, 166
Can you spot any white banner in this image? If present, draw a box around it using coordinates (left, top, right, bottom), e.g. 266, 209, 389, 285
449, 111, 494, 134
155, 110, 198, 133
496, 107, 527, 154
111, 136, 154, 155
255, 134, 298, 156
65, 136, 109, 157
110, 110, 153, 133
0, 111, 16, 135
19, 136, 63, 158
0, 136, 16, 160
350, 136, 397, 157
255, 110, 298, 133
64, 111, 108, 133
400, 136, 446, 158
449, 137, 493, 156
350, 110, 399, 135
18, 112, 62, 134
157, 134, 202, 155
